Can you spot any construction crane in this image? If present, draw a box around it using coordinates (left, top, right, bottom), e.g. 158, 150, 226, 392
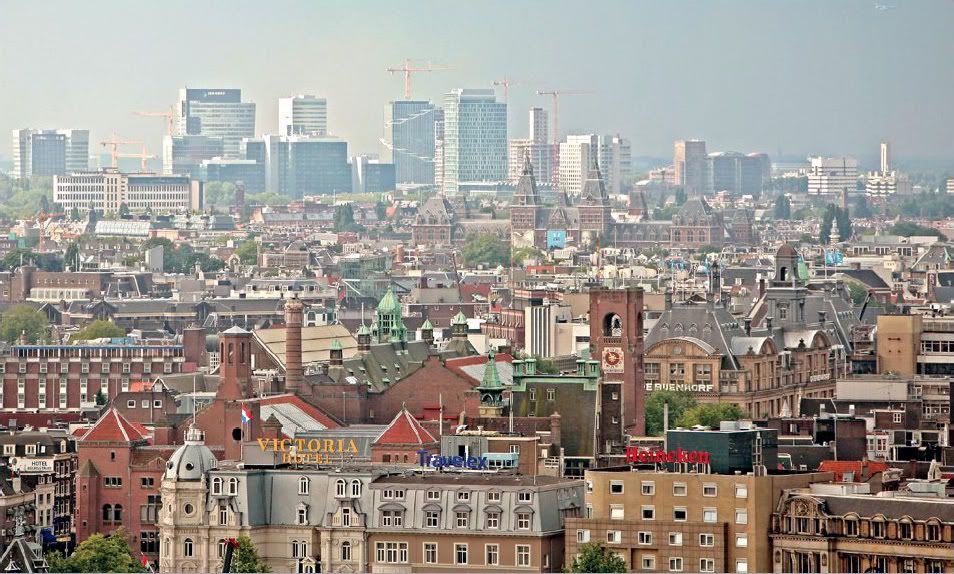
100, 134, 142, 169
492, 78, 520, 103
386, 58, 452, 99
115, 145, 157, 172
535, 89, 594, 146
133, 106, 175, 136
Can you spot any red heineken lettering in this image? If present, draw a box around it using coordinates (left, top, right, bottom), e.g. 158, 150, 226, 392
625, 447, 711, 465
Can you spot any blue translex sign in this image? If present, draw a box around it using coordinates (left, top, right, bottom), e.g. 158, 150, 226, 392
417, 450, 488, 469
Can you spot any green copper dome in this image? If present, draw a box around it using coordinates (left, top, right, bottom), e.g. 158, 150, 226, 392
377, 286, 401, 314
330, 338, 342, 351
451, 311, 468, 325
421, 318, 433, 330
356, 324, 371, 336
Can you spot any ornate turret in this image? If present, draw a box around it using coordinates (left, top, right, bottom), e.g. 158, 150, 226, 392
357, 323, 372, 353
451, 311, 468, 340
476, 350, 504, 417
375, 286, 407, 343
420, 318, 434, 347
329, 338, 343, 366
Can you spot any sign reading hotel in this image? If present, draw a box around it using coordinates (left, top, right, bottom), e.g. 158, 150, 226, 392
601, 347, 624, 373
10, 458, 55, 474
626, 447, 711, 465
645, 382, 714, 392
257, 437, 359, 465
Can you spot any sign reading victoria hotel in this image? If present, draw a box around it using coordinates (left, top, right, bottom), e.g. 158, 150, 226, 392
257, 437, 360, 464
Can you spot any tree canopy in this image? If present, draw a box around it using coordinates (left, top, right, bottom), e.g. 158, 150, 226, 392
235, 240, 259, 265
567, 542, 626, 573
0, 304, 48, 344
461, 233, 509, 269
889, 221, 948, 241
229, 535, 271, 573
773, 195, 792, 220
46, 529, 144, 573
819, 204, 851, 244
73, 320, 125, 341
844, 280, 869, 306
645, 390, 698, 436
142, 237, 225, 274
333, 203, 364, 233
676, 402, 747, 429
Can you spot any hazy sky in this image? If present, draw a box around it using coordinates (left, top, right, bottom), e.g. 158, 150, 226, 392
2, 0, 952, 167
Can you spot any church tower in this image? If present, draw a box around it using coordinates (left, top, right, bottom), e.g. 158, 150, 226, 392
578, 159, 612, 244
375, 286, 407, 343
511, 151, 542, 248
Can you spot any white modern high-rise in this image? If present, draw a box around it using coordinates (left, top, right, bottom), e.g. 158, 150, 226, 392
278, 95, 328, 136
441, 89, 507, 194
807, 156, 859, 196
674, 139, 707, 195
382, 100, 437, 185
176, 88, 255, 158
12, 129, 89, 178
880, 142, 890, 173
507, 107, 552, 184
559, 134, 631, 195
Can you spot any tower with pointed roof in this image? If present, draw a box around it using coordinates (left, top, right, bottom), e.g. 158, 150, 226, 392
578, 159, 612, 243
370, 405, 438, 463
476, 350, 505, 417
420, 318, 434, 347
374, 286, 407, 344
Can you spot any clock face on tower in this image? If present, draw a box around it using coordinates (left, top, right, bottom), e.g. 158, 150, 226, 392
602, 347, 624, 373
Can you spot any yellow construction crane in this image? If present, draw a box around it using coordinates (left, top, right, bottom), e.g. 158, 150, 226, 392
116, 145, 157, 172
99, 134, 142, 169
386, 59, 453, 99
133, 107, 175, 136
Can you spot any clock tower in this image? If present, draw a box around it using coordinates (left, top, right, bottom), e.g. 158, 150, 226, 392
589, 287, 645, 459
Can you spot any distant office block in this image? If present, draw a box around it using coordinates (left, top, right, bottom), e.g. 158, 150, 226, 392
674, 139, 707, 195
559, 134, 630, 195
12, 129, 88, 178
508, 108, 552, 184
442, 89, 507, 194
279, 95, 328, 136
55, 171, 201, 213
176, 88, 255, 158
162, 135, 225, 177
352, 155, 396, 194
807, 156, 858, 196
258, 135, 351, 198
383, 100, 438, 185
201, 158, 265, 195
706, 151, 768, 196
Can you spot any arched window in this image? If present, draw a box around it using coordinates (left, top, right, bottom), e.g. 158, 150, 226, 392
183, 538, 194, 558
217, 539, 226, 559
898, 517, 913, 540
211, 477, 222, 495
113, 504, 123, 522
291, 540, 300, 558
603, 314, 622, 337
164, 539, 171, 557
297, 504, 308, 525
298, 476, 310, 495
102, 504, 112, 522
350, 479, 361, 498
228, 477, 238, 495
341, 541, 352, 561
926, 519, 941, 541
335, 479, 346, 497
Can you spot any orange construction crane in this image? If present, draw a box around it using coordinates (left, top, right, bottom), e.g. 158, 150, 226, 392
492, 78, 520, 103
100, 134, 142, 169
536, 90, 595, 187
386, 59, 452, 99
116, 145, 157, 172
133, 107, 175, 136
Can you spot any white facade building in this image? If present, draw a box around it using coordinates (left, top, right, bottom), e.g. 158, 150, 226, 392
54, 170, 202, 213
441, 89, 507, 194
507, 107, 552, 184
559, 134, 631, 195
807, 156, 859, 196
279, 94, 328, 137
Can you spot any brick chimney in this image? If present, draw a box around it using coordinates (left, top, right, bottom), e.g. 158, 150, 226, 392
284, 295, 304, 393
218, 326, 252, 400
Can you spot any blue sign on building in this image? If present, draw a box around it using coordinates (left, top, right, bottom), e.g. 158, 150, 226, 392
547, 229, 566, 249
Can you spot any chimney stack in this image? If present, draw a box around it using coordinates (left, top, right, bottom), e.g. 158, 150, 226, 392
743, 317, 752, 336
284, 295, 304, 393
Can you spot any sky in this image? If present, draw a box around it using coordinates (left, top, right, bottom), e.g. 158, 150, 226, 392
2, 0, 952, 169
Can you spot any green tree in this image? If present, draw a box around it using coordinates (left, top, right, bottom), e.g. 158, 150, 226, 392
534, 357, 558, 374
2, 248, 40, 271
461, 233, 509, 268
0, 304, 48, 344
73, 320, 125, 341
46, 529, 144, 573
95, 389, 107, 406
844, 281, 868, 306
854, 194, 873, 218
819, 204, 836, 244
645, 390, 697, 437
64, 242, 80, 271
235, 240, 259, 265
117, 203, 130, 217
69, 206, 81, 221
566, 542, 626, 573
677, 402, 747, 429
374, 200, 388, 221
773, 195, 792, 220
229, 535, 271, 573
333, 203, 364, 233
696, 244, 720, 259
835, 205, 852, 241
889, 221, 948, 241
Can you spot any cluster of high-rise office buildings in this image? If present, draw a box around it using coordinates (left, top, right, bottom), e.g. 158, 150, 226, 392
673, 139, 770, 197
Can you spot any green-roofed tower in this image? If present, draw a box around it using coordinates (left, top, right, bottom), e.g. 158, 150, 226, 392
476, 350, 504, 417
374, 285, 407, 344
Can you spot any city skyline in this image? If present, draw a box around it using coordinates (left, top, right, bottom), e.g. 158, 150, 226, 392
2, 0, 953, 168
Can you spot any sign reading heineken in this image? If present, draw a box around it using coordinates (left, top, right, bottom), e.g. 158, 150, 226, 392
418, 450, 488, 470
257, 437, 360, 465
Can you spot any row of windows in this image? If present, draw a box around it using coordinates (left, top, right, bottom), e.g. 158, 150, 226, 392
375, 541, 533, 567
606, 480, 748, 499
628, 555, 746, 573
782, 515, 946, 542
584, 529, 746, 549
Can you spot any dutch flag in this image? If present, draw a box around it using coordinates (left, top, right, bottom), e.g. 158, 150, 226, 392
241, 404, 253, 425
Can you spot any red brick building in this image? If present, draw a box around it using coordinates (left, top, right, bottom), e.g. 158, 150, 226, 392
370, 407, 438, 463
